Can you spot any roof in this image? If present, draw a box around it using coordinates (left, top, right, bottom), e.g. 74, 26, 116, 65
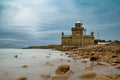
75, 21, 82, 23
84, 35, 93, 37
63, 35, 72, 37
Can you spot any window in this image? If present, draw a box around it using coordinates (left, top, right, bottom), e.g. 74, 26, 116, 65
87, 38, 91, 44
76, 38, 79, 43
65, 39, 68, 43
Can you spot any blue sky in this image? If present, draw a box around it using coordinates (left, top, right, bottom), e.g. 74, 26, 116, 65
0, 0, 120, 48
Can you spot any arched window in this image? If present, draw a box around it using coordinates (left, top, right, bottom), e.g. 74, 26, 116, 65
76, 38, 79, 43
87, 38, 91, 44
65, 39, 68, 43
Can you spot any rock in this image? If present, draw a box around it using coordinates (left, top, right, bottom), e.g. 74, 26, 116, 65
67, 60, 71, 62
97, 62, 110, 66
32, 56, 36, 58
51, 75, 67, 80
60, 54, 63, 56
85, 65, 93, 70
21, 65, 28, 68
44, 62, 53, 66
55, 64, 70, 75
114, 64, 120, 69
81, 59, 87, 63
14, 55, 18, 58
65, 53, 69, 55
46, 56, 50, 58
64, 70, 74, 77
40, 74, 51, 79
90, 56, 98, 61
18, 77, 27, 80
78, 71, 96, 79
105, 73, 120, 79
96, 77, 108, 80
109, 58, 119, 64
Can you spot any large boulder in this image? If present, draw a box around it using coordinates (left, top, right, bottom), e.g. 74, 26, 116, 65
55, 64, 70, 75
78, 71, 96, 79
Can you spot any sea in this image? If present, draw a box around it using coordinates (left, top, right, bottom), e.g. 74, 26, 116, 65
0, 49, 120, 80
0, 49, 68, 80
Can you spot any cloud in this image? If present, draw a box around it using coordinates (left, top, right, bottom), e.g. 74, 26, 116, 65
0, 38, 25, 44
0, 0, 120, 48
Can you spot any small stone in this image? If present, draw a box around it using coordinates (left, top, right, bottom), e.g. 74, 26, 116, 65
22, 65, 28, 68
97, 62, 110, 66
114, 64, 120, 69
85, 65, 93, 70
51, 75, 67, 80
90, 56, 98, 61
105, 73, 120, 79
96, 77, 108, 80
78, 71, 96, 79
40, 74, 51, 79
67, 60, 71, 62
44, 62, 53, 66
55, 64, 70, 75
64, 70, 74, 77
14, 55, 18, 58
18, 77, 27, 80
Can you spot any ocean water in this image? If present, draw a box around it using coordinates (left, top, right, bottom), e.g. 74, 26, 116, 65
0, 49, 120, 80
0, 49, 68, 80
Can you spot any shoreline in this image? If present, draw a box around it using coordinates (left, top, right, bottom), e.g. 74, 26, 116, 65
0, 42, 119, 80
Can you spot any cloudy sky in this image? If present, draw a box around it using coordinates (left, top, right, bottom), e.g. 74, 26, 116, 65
0, 0, 120, 48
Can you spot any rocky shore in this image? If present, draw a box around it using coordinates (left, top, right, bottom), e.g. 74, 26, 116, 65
22, 42, 120, 80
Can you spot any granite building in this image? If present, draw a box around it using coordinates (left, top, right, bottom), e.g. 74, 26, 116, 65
61, 21, 94, 46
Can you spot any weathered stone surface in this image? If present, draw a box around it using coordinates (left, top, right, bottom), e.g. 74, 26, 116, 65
78, 71, 96, 79
96, 77, 109, 80
114, 64, 120, 69
51, 75, 67, 80
105, 73, 120, 79
55, 64, 70, 75
97, 62, 110, 66
18, 77, 27, 80
64, 70, 74, 77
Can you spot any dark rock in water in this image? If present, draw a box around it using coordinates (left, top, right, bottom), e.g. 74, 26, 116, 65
22, 65, 28, 68
90, 56, 98, 61
14, 55, 18, 58
40, 74, 51, 79
55, 64, 70, 75
65, 53, 69, 55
